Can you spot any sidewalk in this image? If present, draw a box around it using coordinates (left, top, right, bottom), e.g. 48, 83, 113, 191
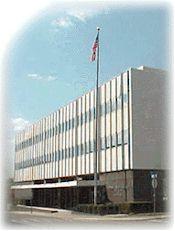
95, 213, 170, 221
10, 205, 170, 222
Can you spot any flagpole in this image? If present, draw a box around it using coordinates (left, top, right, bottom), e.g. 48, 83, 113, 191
94, 27, 100, 205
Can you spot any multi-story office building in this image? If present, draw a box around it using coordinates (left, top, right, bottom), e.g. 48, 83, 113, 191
12, 66, 168, 210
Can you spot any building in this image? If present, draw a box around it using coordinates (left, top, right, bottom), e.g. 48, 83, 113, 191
12, 66, 168, 211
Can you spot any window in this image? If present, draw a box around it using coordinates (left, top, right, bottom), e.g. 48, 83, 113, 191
57, 151, 60, 161
40, 156, 43, 164
58, 150, 61, 161
117, 96, 122, 109
69, 120, 71, 130
124, 129, 128, 144
82, 113, 85, 124
52, 152, 55, 162
85, 111, 88, 123
117, 132, 122, 145
77, 145, 79, 156
101, 137, 105, 150
100, 104, 105, 116
68, 147, 70, 158
46, 154, 48, 163
75, 145, 78, 156
70, 119, 72, 130
105, 102, 108, 114
89, 109, 92, 121
81, 143, 84, 155
58, 151, 60, 161
62, 122, 65, 132
55, 151, 57, 161
80, 114, 83, 126
94, 107, 96, 119
46, 130, 48, 139
111, 99, 116, 112
65, 149, 68, 159
85, 141, 89, 154
112, 133, 116, 147
55, 126, 58, 135
89, 140, 94, 153
123, 93, 128, 104
77, 115, 79, 126
106, 136, 111, 149
59, 124, 61, 133
72, 146, 74, 157
62, 149, 65, 160
72, 118, 75, 128
65, 121, 68, 131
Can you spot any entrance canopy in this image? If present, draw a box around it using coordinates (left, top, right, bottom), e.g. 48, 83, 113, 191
11, 180, 104, 190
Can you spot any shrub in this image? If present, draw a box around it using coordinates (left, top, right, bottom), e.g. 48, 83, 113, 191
118, 203, 131, 214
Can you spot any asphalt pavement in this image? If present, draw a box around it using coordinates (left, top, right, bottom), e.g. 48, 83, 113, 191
3, 209, 171, 229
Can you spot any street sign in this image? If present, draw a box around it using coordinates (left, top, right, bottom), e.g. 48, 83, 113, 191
151, 172, 157, 179
152, 178, 158, 189
150, 171, 158, 214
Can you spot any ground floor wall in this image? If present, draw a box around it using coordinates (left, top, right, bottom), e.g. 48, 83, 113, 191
133, 169, 167, 211
21, 169, 168, 212
100, 170, 134, 203
100, 169, 167, 211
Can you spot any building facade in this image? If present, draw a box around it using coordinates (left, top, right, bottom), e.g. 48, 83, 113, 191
12, 66, 168, 210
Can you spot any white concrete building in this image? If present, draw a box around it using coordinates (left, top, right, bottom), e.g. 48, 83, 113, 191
13, 66, 167, 210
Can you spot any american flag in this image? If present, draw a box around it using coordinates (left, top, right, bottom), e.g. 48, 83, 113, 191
91, 33, 99, 62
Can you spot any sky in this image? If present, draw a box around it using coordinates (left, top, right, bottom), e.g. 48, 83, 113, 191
7, 2, 170, 127
0, 0, 172, 177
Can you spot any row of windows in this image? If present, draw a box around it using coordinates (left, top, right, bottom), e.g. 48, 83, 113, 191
15, 130, 128, 170
15, 94, 128, 152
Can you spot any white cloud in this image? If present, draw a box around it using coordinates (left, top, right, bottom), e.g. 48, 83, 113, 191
53, 17, 74, 27
28, 73, 58, 81
12, 117, 30, 132
67, 11, 87, 22
52, 2, 114, 29
28, 73, 38, 77
47, 75, 57, 81
28, 73, 43, 80
67, 7, 107, 22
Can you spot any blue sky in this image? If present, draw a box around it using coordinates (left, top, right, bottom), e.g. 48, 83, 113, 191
7, 2, 170, 128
